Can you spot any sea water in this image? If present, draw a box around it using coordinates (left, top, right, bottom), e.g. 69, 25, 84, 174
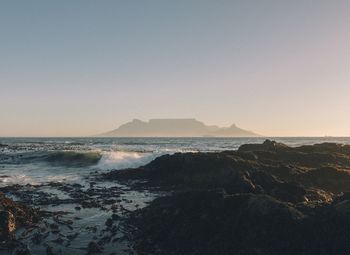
1, 137, 350, 186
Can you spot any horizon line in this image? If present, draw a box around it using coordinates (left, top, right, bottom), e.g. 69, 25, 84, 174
1, 136, 350, 138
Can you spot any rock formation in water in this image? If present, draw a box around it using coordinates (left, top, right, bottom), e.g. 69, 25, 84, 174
103, 140, 350, 255
3, 139, 350, 254
100, 118, 260, 137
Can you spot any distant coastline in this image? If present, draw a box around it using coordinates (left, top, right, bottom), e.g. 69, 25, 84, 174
100, 118, 260, 137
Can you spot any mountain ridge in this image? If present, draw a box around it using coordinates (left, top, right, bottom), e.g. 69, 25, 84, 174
100, 118, 260, 137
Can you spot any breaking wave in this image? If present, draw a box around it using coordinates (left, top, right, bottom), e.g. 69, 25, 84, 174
97, 151, 159, 170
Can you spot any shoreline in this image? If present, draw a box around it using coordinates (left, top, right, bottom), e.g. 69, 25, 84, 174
1, 140, 350, 254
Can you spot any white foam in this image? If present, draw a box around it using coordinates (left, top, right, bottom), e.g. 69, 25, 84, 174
0, 174, 37, 186
97, 151, 159, 170
0, 172, 80, 187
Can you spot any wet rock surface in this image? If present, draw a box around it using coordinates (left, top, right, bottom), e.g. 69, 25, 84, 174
2, 140, 350, 254
0, 179, 157, 254
0, 192, 39, 241
103, 140, 350, 255
130, 190, 350, 255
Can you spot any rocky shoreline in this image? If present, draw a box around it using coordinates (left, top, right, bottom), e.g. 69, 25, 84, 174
2, 140, 350, 254
0, 180, 158, 254
103, 140, 350, 255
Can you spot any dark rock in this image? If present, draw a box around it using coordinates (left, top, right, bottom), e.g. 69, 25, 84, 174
238, 139, 290, 152
111, 214, 119, 221
103, 140, 350, 200
130, 191, 305, 255
52, 237, 65, 244
0, 192, 39, 240
87, 241, 103, 254
49, 223, 59, 230
334, 200, 350, 214
31, 232, 43, 244
130, 189, 350, 255
300, 167, 350, 192
67, 232, 79, 240
97, 140, 350, 254
105, 218, 113, 228
15, 247, 31, 255
82, 200, 99, 208
0, 210, 15, 240
46, 246, 57, 255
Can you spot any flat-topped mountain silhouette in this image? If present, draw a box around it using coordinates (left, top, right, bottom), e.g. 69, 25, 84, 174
100, 118, 260, 137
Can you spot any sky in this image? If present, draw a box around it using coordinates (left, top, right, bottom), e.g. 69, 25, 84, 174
1, 0, 350, 137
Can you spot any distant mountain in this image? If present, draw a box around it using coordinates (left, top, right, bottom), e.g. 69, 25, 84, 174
210, 124, 259, 137
100, 118, 260, 137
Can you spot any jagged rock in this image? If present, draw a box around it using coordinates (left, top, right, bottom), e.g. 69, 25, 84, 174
104, 140, 350, 200
0, 192, 39, 240
99, 140, 350, 254
0, 210, 16, 240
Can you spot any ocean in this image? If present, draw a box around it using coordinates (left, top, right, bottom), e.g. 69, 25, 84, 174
1, 137, 350, 187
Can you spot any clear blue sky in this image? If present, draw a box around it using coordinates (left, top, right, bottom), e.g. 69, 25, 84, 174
1, 1, 350, 136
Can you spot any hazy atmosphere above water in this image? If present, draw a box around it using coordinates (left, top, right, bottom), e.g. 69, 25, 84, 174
1, 1, 350, 137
